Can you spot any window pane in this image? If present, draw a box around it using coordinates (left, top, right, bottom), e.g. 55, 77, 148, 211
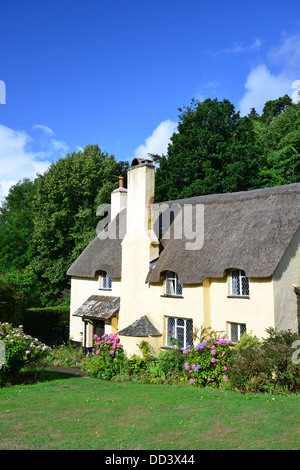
176, 327, 184, 348
241, 276, 249, 296
231, 270, 240, 295
186, 320, 194, 347
167, 317, 175, 346
176, 280, 183, 296
240, 324, 247, 337
166, 278, 175, 295
230, 323, 239, 342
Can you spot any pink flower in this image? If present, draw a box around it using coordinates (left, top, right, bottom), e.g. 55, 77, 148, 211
190, 379, 195, 385
207, 377, 211, 382
211, 349, 216, 355
223, 366, 227, 371
223, 375, 228, 381
110, 350, 114, 355
96, 350, 100, 355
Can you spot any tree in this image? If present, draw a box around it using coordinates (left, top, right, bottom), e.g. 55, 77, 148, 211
154, 98, 261, 201
0, 178, 36, 273
260, 94, 293, 125
257, 101, 300, 186
30, 145, 128, 305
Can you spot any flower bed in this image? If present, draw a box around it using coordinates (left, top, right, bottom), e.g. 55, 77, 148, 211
0, 322, 50, 386
183, 336, 232, 387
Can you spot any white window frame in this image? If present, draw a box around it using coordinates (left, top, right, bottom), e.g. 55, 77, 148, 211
228, 322, 246, 343
165, 271, 183, 297
166, 316, 193, 350
230, 269, 249, 297
99, 271, 112, 290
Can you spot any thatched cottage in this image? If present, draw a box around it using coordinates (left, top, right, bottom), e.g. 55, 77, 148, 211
67, 158, 300, 356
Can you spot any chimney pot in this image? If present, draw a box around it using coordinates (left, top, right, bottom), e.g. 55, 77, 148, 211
119, 176, 124, 188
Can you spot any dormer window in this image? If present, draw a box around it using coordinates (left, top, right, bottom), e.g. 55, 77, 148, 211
230, 270, 249, 297
166, 271, 183, 297
99, 271, 112, 290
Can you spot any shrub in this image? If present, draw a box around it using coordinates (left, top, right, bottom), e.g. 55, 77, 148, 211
45, 341, 85, 368
156, 349, 185, 375
80, 333, 127, 380
228, 328, 300, 394
183, 336, 233, 387
0, 322, 50, 386
22, 307, 69, 346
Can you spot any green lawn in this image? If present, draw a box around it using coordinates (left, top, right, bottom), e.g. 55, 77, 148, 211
0, 370, 299, 450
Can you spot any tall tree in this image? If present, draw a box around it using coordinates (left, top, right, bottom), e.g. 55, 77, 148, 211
30, 145, 128, 305
0, 178, 36, 273
154, 98, 261, 201
257, 101, 300, 186
260, 94, 293, 125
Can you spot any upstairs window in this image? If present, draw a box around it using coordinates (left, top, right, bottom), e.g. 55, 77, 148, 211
99, 271, 112, 290
231, 270, 249, 297
166, 271, 183, 297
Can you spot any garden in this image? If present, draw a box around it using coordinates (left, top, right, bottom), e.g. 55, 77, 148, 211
1, 320, 299, 395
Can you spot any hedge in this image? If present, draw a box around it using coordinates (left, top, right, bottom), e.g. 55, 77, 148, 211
21, 307, 69, 346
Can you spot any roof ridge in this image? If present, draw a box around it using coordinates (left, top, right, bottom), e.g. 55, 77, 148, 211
160, 182, 300, 206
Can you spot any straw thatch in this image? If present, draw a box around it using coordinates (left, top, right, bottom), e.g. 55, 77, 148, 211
67, 182, 300, 284
67, 208, 126, 279
147, 183, 300, 284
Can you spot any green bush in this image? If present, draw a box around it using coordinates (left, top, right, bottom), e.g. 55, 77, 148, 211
22, 307, 69, 346
183, 336, 233, 387
0, 322, 50, 386
228, 328, 300, 394
44, 341, 85, 368
80, 333, 127, 380
156, 348, 185, 375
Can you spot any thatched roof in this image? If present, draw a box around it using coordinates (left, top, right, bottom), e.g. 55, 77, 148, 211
118, 315, 162, 336
67, 208, 126, 279
73, 295, 120, 320
147, 183, 300, 284
67, 183, 300, 283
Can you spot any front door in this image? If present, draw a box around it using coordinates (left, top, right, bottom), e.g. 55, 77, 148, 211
93, 320, 105, 338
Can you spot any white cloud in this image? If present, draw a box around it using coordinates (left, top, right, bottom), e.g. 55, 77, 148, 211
239, 34, 300, 116
221, 38, 262, 55
0, 123, 71, 201
268, 34, 300, 69
209, 38, 262, 57
134, 120, 177, 159
239, 64, 291, 116
51, 139, 70, 154
32, 124, 55, 136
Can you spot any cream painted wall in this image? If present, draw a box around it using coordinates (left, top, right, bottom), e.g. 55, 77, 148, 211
273, 226, 300, 332
208, 275, 275, 340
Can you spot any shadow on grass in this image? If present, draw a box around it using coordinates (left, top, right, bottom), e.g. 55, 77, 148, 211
7, 366, 91, 386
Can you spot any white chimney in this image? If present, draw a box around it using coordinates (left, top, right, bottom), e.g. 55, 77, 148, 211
111, 176, 127, 220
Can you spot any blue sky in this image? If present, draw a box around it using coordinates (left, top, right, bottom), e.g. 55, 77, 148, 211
0, 0, 300, 199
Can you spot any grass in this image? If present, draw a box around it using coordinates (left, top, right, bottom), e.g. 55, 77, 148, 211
0, 369, 299, 450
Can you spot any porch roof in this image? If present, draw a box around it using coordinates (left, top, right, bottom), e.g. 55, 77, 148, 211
118, 315, 162, 337
73, 295, 120, 321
